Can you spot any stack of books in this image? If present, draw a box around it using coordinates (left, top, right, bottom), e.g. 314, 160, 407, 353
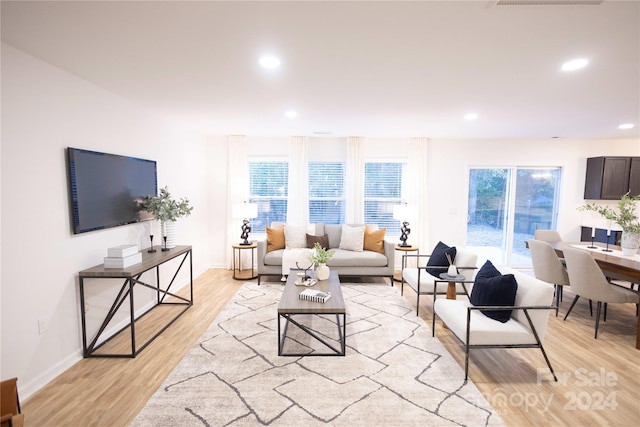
299, 289, 331, 303
104, 244, 142, 269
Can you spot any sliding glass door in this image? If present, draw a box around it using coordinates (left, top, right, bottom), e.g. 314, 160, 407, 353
467, 167, 561, 268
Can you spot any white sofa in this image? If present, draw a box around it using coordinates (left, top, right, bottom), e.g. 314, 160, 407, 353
433, 266, 557, 382
257, 223, 395, 284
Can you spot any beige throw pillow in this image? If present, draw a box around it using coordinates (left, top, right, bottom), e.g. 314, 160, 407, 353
339, 225, 366, 251
284, 224, 308, 249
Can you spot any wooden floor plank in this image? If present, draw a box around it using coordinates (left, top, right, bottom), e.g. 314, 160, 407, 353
410, 280, 640, 427
22, 269, 640, 426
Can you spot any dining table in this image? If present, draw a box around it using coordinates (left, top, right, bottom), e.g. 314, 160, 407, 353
547, 241, 640, 350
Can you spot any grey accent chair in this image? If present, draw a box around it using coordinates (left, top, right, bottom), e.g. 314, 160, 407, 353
534, 229, 562, 243
562, 247, 640, 338
528, 239, 570, 316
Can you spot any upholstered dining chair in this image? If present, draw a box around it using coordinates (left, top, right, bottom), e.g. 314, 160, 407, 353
534, 229, 562, 243
562, 247, 640, 338
532, 230, 567, 298
528, 239, 570, 316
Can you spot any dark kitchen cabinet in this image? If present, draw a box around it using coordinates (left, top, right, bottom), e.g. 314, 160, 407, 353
629, 157, 640, 197
584, 156, 640, 200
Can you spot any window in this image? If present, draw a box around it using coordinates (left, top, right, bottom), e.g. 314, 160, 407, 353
364, 162, 405, 232
467, 167, 561, 267
308, 162, 346, 224
248, 161, 288, 233
248, 160, 406, 232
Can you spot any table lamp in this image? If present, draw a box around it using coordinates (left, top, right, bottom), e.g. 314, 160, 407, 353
232, 201, 258, 245
393, 203, 418, 247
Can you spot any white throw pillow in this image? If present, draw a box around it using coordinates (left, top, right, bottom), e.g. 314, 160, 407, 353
339, 225, 366, 251
285, 224, 308, 249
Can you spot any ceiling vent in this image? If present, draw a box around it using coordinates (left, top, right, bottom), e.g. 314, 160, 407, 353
491, 0, 603, 6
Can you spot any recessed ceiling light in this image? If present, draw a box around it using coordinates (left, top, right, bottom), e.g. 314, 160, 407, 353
285, 111, 298, 119
464, 113, 478, 120
618, 123, 635, 130
259, 56, 280, 69
561, 58, 588, 71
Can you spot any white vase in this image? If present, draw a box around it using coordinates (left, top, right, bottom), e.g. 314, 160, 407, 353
447, 264, 457, 276
161, 220, 177, 249
316, 263, 330, 281
620, 231, 640, 256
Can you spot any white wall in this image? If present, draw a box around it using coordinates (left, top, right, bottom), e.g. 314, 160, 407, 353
0, 44, 214, 398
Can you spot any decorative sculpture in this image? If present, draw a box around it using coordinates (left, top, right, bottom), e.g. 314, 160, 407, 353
399, 221, 411, 247
240, 219, 252, 245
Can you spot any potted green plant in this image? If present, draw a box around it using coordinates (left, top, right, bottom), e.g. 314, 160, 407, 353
142, 186, 193, 249
579, 192, 640, 255
309, 242, 335, 280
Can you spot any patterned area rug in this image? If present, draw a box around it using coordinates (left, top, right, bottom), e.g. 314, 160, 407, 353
132, 282, 504, 427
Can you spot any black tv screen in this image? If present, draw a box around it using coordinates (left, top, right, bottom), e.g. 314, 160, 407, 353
67, 148, 158, 234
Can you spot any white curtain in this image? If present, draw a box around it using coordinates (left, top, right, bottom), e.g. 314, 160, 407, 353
345, 136, 364, 223
286, 136, 309, 225
226, 135, 250, 269
407, 137, 430, 250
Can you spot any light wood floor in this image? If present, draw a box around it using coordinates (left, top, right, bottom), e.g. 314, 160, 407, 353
22, 269, 640, 426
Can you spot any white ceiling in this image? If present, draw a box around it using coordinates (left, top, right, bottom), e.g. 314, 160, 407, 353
2, 0, 639, 139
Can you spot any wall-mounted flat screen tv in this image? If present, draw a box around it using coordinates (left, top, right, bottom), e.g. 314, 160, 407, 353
66, 147, 158, 234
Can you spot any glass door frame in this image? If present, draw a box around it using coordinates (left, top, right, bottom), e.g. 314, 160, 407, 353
467, 166, 562, 268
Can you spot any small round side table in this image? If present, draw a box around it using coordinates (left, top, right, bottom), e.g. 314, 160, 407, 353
394, 244, 419, 282
232, 242, 258, 280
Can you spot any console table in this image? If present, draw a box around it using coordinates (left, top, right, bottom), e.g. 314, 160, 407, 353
78, 245, 192, 358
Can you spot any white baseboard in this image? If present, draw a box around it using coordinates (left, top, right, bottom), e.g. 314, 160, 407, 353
21, 350, 82, 401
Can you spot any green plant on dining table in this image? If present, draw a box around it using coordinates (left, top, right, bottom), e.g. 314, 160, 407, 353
578, 193, 640, 234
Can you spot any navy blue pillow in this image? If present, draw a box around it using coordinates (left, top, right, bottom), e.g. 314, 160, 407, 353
427, 241, 457, 277
475, 260, 501, 281
470, 268, 518, 323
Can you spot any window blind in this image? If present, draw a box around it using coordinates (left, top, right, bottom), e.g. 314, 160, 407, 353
364, 162, 404, 233
248, 161, 288, 232
309, 162, 346, 224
